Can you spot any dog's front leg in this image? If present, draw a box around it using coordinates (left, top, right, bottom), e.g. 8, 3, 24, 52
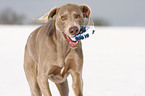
37, 74, 52, 96
37, 64, 52, 96
71, 71, 83, 96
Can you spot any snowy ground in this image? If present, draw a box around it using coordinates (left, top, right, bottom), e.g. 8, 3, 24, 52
0, 25, 145, 96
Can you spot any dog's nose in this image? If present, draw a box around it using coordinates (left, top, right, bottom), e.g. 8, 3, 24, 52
69, 26, 79, 35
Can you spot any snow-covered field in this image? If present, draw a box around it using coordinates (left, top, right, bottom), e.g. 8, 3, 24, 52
0, 25, 145, 96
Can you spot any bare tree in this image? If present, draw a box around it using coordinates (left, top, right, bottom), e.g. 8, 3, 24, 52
0, 8, 25, 24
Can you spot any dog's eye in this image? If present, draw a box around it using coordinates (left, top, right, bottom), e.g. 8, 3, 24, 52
75, 15, 81, 19
61, 16, 66, 21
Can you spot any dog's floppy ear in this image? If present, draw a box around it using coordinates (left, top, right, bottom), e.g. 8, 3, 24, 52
33, 7, 58, 23
80, 4, 91, 18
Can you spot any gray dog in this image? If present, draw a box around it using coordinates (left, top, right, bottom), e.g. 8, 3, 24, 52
24, 4, 91, 96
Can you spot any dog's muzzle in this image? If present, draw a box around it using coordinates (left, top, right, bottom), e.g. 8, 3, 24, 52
63, 33, 79, 49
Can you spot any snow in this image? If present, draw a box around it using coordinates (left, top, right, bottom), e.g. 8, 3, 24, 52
0, 25, 145, 96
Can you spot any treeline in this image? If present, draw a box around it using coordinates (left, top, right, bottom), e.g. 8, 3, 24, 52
0, 8, 109, 26
0, 8, 25, 24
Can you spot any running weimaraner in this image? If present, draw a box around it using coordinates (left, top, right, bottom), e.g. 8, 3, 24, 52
24, 4, 91, 96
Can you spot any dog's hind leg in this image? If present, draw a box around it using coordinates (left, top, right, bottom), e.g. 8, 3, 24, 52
55, 79, 69, 96
24, 47, 42, 96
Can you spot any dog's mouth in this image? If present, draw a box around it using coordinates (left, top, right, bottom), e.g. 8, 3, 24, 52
63, 33, 78, 49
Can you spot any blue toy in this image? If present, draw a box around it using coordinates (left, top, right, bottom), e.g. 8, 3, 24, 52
70, 26, 95, 41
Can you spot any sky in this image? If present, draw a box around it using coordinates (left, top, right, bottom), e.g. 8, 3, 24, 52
1, 0, 145, 26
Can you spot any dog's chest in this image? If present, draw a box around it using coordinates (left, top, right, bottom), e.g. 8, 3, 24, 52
56, 44, 71, 67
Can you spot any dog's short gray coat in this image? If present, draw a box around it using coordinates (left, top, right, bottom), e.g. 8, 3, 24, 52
24, 4, 91, 96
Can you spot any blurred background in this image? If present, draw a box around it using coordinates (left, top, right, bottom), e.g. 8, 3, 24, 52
0, 0, 145, 26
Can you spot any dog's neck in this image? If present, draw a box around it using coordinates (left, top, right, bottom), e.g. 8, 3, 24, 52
52, 26, 71, 67
46, 20, 71, 56
55, 29, 71, 54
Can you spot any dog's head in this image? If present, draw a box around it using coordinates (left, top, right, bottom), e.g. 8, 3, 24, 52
34, 4, 91, 49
